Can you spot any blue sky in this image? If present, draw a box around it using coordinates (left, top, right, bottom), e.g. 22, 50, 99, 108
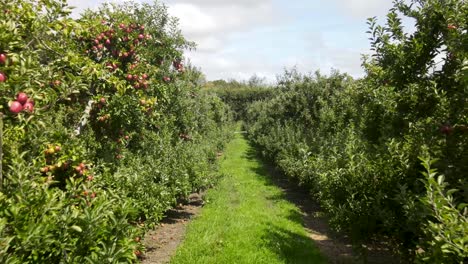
68, 0, 405, 82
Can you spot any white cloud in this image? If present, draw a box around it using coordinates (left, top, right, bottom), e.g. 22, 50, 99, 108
331, 0, 394, 18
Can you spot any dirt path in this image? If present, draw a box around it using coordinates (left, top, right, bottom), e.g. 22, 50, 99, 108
141, 193, 204, 264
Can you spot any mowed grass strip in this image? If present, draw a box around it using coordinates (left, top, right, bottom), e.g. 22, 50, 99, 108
170, 133, 326, 264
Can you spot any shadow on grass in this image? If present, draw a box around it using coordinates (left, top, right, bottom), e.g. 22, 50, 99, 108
241, 135, 400, 264
262, 224, 325, 264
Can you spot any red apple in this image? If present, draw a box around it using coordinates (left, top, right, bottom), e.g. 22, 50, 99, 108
440, 125, 454, 135
16, 92, 28, 105
23, 102, 34, 113
0, 72, 6, 82
9, 101, 22, 114
0, 53, 6, 64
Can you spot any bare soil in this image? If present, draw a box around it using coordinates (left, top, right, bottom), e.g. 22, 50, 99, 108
141, 193, 204, 264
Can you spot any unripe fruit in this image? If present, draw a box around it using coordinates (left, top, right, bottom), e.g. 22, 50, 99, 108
75, 166, 82, 173
0, 72, 6, 82
79, 163, 86, 169
9, 101, 22, 114
100, 97, 106, 104
124, 135, 129, 140
0, 53, 7, 64
47, 148, 55, 155
23, 102, 34, 113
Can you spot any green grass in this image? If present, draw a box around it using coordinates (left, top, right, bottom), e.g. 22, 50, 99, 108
170, 132, 326, 264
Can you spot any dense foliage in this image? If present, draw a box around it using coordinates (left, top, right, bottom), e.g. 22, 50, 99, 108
244, 0, 467, 262
0, 0, 232, 262
205, 79, 274, 120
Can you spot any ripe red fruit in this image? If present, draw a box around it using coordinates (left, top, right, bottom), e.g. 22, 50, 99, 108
447, 24, 457, 30
119, 23, 126, 29
55, 146, 61, 152
100, 97, 106, 104
79, 163, 86, 169
97, 44, 104, 50
138, 34, 144, 40
105, 39, 111, 45
440, 125, 454, 135
142, 73, 148, 79
163, 76, 171, 82
124, 135, 129, 140
0, 53, 7, 64
0, 72, 6, 82
16, 93, 28, 105
126, 74, 133, 81
75, 166, 82, 173
23, 102, 34, 113
9, 101, 22, 114
94, 39, 99, 45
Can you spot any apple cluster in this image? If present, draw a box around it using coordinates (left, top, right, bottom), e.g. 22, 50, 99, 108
0, 53, 7, 83
9, 92, 34, 114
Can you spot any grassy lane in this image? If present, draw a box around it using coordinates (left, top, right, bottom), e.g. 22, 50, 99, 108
170, 132, 326, 264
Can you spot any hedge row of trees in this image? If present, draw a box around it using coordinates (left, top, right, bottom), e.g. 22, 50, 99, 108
0, 0, 233, 262
243, 0, 466, 262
